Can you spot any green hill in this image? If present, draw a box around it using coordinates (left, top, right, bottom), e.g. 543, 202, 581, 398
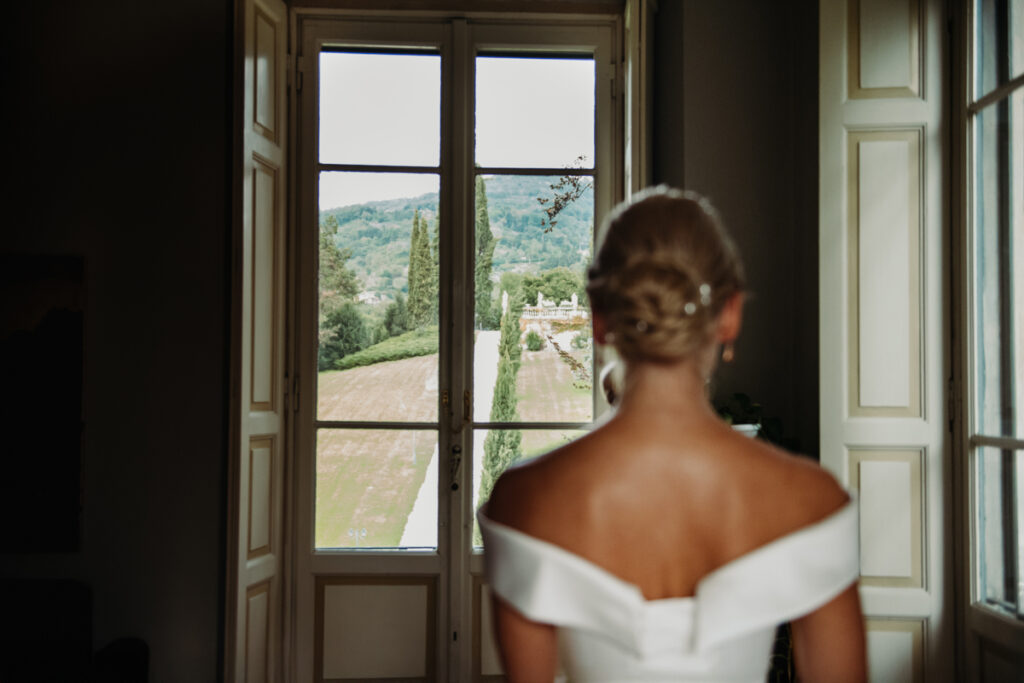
319, 175, 593, 303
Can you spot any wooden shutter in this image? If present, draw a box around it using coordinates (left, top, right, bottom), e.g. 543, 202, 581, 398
227, 0, 288, 679
819, 0, 951, 680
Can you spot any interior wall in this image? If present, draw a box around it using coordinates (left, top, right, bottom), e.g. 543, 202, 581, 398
653, 0, 820, 457
0, 0, 821, 678
0, 1, 232, 679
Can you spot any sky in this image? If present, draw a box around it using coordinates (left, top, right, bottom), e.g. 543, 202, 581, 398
318, 52, 595, 210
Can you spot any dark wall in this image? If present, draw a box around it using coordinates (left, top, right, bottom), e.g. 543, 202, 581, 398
0, 1, 820, 679
654, 0, 820, 457
1, 1, 232, 680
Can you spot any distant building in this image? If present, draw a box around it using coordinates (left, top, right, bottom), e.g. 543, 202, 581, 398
357, 291, 382, 305
519, 292, 589, 333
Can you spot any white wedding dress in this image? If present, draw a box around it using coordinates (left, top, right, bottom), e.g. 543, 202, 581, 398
479, 499, 858, 682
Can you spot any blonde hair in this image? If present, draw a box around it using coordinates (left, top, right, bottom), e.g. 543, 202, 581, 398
586, 187, 745, 363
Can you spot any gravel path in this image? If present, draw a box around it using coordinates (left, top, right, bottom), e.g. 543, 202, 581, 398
399, 330, 501, 547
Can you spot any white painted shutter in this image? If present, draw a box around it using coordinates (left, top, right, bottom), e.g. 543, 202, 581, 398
227, 0, 288, 679
819, 1, 950, 681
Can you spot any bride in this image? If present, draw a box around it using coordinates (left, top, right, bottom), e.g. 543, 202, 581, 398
479, 188, 866, 682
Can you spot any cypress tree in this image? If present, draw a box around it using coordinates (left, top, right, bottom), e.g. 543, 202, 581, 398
407, 210, 430, 328
474, 177, 496, 329
412, 211, 434, 327
478, 308, 523, 507
429, 213, 440, 323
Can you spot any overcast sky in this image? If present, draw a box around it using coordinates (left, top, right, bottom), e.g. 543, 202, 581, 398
318, 53, 595, 210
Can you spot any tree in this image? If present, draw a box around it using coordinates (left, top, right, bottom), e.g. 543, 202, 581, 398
318, 302, 369, 370
537, 155, 593, 233
383, 294, 410, 338
498, 307, 522, 367
318, 216, 362, 359
319, 225, 360, 316
478, 350, 522, 506
406, 210, 432, 328
478, 308, 523, 508
474, 176, 497, 329
429, 213, 440, 323
520, 267, 586, 308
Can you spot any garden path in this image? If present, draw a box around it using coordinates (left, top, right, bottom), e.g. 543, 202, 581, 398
399, 330, 501, 547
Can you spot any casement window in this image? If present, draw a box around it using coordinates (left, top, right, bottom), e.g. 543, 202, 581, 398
958, 0, 1024, 677
276, 5, 650, 680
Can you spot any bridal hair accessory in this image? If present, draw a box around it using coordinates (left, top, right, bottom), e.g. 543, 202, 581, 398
682, 283, 711, 316
699, 283, 712, 306
722, 342, 735, 363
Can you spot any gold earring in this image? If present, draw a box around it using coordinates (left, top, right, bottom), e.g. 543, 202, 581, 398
722, 343, 735, 363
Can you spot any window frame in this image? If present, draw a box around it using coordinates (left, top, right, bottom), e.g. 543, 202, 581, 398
287, 6, 647, 678
950, 5, 1024, 679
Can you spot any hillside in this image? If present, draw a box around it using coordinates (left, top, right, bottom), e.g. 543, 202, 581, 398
320, 174, 593, 302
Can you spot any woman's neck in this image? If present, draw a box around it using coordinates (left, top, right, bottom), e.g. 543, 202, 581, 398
616, 357, 719, 422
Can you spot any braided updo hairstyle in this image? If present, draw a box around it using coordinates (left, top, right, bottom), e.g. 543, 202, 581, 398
586, 187, 745, 363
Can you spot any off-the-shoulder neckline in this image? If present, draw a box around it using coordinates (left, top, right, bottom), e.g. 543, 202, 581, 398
478, 496, 857, 604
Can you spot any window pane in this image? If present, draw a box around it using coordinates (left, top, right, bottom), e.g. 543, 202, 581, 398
473, 428, 587, 544
975, 0, 1024, 98
976, 446, 1022, 615
316, 429, 437, 549
973, 93, 1022, 439
318, 172, 439, 422
472, 175, 594, 423
475, 56, 595, 168
319, 51, 440, 166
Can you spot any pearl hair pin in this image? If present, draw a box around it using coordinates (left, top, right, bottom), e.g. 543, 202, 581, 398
699, 283, 712, 306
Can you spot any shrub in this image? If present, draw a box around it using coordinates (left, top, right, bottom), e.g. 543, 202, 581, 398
319, 303, 369, 370
571, 327, 591, 349
331, 326, 439, 371
525, 330, 545, 351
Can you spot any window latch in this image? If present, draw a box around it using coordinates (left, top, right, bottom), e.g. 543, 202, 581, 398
449, 445, 462, 491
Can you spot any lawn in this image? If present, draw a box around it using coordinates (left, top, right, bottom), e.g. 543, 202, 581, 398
314, 340, 592, 547
316, 427, 435, 548
316, 353, 438, 548
516, 346, 592, 422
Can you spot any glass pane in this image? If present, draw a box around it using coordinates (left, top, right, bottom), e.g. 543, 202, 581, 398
972, 92, 1022, 439
975, 0, 1024, 98
1018, 449, 1024, 616
976, 447, 1022, 614
472, 175, 594, 423
472, 429, 587, 544
316, 429, 437, 549
318, 172, 439, 422
475, 55, 595, 168
319, 51, 440, 166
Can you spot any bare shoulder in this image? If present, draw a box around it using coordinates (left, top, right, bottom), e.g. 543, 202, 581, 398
484, 428, 607, 531
743, 436, 850, 527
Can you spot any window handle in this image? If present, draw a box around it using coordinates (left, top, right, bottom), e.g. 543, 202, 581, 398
449, 445, 462, 491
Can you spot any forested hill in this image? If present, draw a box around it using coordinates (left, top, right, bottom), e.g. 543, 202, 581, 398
319, 174, 593, 300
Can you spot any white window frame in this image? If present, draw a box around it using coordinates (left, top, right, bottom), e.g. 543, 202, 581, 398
954, 0, 1024, 678
285, 4, 650, 678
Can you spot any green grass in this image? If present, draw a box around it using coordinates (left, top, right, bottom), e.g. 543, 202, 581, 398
315, 429, 436, 548
334, 326, 439, 371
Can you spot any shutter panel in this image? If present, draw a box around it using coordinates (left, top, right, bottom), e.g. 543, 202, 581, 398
819, 1, 950, 681
228, 0, 288, 679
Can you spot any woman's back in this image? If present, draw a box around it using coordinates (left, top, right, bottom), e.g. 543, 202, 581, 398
483, 411, 860, 682
486, 394, 849, 603
481, 188, 864, 681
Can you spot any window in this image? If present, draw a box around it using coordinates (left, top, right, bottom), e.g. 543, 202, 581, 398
966, 0, 1024, 619
290, 10, 634, 678
311, 45, 606, 551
